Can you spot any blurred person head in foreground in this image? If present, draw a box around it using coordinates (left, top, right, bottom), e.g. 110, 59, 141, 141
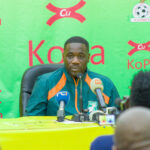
113, 107, 150, 150
130, 71, 150, 108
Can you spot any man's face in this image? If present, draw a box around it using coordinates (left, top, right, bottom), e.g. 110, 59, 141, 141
63, 43, 90, 78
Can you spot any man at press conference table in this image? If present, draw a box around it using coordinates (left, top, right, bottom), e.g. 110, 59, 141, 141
25, 36, 120, 116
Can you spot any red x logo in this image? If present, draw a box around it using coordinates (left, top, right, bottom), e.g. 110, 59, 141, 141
128, 40, 150, 56
46, 0, 86, 26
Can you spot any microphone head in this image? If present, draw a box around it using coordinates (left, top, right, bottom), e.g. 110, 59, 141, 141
90, 78, 104, 94
55, 91, 70, 105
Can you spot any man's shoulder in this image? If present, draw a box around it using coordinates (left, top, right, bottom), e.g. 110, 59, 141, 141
87, 70, 114, 85
87, 70, 111, 81
38, 67, 64, 81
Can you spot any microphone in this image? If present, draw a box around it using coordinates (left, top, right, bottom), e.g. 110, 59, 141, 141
89, 110, 115, 125
77, 73, 83, 113
90, 78, 106, 112
71, 73, 89, 122
55, 91, 70, 122
115, 97, 130, 111
89, 110, 105, 122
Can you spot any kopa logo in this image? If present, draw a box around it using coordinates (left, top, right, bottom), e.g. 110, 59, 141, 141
46, 0, 86, 26
131, 1, 150, 22
127, 40, 150, 70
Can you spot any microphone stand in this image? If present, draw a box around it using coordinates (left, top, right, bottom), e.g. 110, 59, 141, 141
71, 73, 89, 122
57, 101, 65, 122
79, 74, 83, 113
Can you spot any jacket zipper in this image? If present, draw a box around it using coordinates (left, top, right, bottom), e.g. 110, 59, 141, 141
73, 78, 80, 114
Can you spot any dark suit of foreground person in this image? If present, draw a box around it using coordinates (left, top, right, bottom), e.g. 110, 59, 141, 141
113, 107, 150, 150
90, 135, 113, 150
25, 36, 119, 116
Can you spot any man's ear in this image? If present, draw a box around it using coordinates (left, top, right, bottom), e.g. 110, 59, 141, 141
112, 145, 118, 150
62, 52, 64, 60
88, 53, 90, 62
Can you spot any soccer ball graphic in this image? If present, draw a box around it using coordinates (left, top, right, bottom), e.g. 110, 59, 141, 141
133, 3, 150, 18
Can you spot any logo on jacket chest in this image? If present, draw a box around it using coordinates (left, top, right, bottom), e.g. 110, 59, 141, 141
88, 101, 98, 113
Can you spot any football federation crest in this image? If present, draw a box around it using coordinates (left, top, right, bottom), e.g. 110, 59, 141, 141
131, 2, 150, 22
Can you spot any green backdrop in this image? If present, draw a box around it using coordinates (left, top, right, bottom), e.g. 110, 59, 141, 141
0, 0, 150, 118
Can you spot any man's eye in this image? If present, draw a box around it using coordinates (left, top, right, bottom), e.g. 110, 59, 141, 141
78, 54, 85, 59
67, 54, 73, 59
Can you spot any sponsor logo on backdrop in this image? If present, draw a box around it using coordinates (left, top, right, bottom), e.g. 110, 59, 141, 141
28, 40, 104, 66
131, 0, 150, 22
0, 90, 3, 118
46, 0, 86, 26
128, 40, 150, 69
128, 40, 150, 56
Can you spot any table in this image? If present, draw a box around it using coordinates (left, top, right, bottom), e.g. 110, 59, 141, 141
0, 116, 114, 150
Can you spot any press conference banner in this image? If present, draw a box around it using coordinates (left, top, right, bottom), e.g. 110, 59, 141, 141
0, 0, 150, 118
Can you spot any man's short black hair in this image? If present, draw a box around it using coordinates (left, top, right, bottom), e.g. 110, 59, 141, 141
130, 71, 150, 108
64, 36, 89, 51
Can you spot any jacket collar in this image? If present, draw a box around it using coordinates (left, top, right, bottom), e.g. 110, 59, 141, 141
63, 67, 88, 83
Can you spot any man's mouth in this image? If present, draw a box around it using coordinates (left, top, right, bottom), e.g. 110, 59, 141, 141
71, 66, 80, 71
71, 68, 79, 71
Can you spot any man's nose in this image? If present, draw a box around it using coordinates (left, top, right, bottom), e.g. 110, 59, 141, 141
72, 56, 80, 64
